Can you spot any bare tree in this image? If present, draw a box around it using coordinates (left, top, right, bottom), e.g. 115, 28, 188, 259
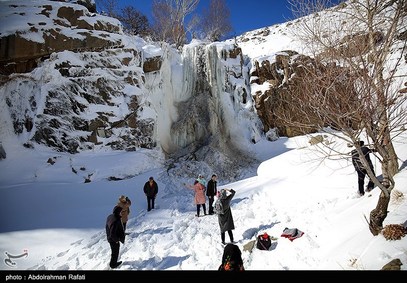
118, 6, 150, 36
186, 13, 201, 40
151, 0, 200, 48
282, 0, 407, 235
151, 1, 172, 43
201, 0, 233, 41
96, 0, 120, 18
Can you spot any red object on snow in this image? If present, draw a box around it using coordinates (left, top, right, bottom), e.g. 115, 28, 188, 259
281, 228, 304, 241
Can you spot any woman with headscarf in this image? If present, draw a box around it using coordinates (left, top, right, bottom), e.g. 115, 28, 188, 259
185, 180, 207, 217
217, 188, 236, 244
116, 195, 131, 232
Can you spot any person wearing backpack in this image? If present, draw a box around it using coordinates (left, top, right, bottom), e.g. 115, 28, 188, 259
217, 188, 236, 244
206, 174, 218, 215
218, 243, 244, 271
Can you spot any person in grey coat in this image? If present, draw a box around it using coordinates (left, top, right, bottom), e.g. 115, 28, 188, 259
217, 188, 236, 244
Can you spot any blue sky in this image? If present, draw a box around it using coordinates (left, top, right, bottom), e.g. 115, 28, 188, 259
110, 0, 303, 36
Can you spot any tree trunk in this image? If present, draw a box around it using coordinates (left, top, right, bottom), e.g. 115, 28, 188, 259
386, 141, 399, 177
369, 190, 390, 235
380, 126, 399, 178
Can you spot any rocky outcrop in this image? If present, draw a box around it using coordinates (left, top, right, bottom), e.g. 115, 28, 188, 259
335, 31, 383, 59
0, 1, 123, 75
250, 49, 359, 137
250, 50, 319, 137
0, 1, 157, 153
143, 56, 163, 73
4, 46, 155, 154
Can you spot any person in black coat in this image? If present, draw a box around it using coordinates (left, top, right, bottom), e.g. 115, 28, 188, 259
351, 140, 376, 196
206, 174, 218, 215
217, 188, 236, 244
143, 176, 158, 211
106, 205, 125, 269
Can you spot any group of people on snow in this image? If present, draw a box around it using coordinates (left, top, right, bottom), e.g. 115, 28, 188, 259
105, 173, 242, 270
105, 195, 131, 269
105, 139, 378, 270
183, 174, 236, 245
182, 173, 240, 270
105, 175, 158, 269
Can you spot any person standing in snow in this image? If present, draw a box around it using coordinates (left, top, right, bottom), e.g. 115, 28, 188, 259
0, 142, 6, 159
206, 174, 218, 215
143, 176, 158, 211
185, 180, 207, 217
351, 140, 376, 196
116, 195, 131, 232
105, 205, 125, 269
217, 188, 236, 244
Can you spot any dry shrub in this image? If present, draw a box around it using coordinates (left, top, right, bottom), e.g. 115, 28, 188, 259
381, 258, 402, 270
381, 224, 407, 240
390, 189, 404, 205
309, 135, 324, 145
